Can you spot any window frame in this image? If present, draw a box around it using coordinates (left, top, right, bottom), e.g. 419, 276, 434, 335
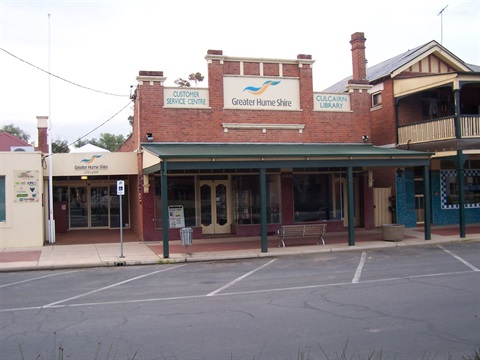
372, 91, 382, 107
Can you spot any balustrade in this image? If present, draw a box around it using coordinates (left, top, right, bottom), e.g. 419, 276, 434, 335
398, 115, 479, 145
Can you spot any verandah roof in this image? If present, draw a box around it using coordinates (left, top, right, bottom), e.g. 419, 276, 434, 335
141, 143, 432, 173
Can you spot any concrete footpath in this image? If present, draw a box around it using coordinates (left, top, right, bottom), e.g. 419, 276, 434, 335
1, 226, 480, 272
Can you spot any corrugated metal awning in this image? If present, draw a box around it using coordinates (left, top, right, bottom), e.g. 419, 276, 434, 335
141, 143, 432, 173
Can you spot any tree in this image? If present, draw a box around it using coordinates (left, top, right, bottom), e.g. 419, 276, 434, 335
174, 72, 204, 87
0, 123, 30, 142
94, 133, 125, 151
174, 78, 190, 87
188, 72, 204, 85
74, 138, 89, 148
74, 133, 125, 152
52, 139, 70, 153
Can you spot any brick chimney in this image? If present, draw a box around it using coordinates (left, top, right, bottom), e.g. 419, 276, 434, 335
36, 116, 48, 153
349, 32, 368, 84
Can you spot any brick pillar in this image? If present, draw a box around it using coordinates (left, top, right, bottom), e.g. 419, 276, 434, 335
205, 50, 224, 110
36, 116, 48, 153
297, 54, 314, 112
349, 32, 368, 84
135, 70, 165, 144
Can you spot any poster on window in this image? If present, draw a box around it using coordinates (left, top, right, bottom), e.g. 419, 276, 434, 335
168, 205, 185, 228
14, 170, 39, 203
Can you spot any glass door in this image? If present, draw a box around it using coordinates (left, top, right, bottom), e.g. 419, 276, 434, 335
69, 187, 88, 228
90, 186, 109, 228
69, 185, 118, 229
199, 180, 230, 235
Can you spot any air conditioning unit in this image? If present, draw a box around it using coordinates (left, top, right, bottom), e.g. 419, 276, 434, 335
10, 146, 35, 152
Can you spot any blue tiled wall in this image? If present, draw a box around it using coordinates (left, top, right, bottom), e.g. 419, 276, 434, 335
432, 171, 480, 225
395, 170, 417, 227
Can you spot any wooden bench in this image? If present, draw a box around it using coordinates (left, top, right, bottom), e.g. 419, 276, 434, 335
277, 224, 326, 248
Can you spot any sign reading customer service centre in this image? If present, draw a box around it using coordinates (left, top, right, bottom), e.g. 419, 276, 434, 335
163, 88, 210, 109
224, 76, 300, 110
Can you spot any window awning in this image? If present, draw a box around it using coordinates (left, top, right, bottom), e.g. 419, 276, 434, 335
142, 143, 432, 173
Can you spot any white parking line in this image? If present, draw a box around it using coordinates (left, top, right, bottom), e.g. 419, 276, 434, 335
0, 270, 81, 288
438, 245, 480, 272
352, 252, 367, 283
207, 258, 277, 296
42, 265, 186, 308
1, 269, 475, 313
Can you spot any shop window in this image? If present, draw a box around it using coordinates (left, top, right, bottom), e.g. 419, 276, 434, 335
372, 92, 382, 107
441, 169, 480, 209
53, 187, 68, 202
0, 176, 5, 222
231, 174, 281, 225
293, 174, 335, 222
232, 175, 261, 225
154, 176, 196, 228
109, 185, 129, 228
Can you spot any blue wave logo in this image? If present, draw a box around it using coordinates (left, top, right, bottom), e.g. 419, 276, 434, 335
243, 80, 281, 95
80, 155, 102, 164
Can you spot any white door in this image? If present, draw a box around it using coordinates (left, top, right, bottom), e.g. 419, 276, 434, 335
374, 187, 392, 227
200, 180, 231, 235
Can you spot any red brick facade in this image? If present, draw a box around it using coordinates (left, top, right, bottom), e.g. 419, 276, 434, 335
122, 33, 379, 241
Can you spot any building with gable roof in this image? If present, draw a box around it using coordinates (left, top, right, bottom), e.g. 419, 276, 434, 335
0, 131, 34, 152
324, 37, 480, 235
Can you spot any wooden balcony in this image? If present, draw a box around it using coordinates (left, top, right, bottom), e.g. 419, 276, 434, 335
398, 115, 480, 146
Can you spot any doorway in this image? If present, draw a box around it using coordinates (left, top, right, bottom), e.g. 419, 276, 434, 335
199, 180, 231, 235
332, 176, 360, 227
66, 184, 127, 229
415, 177, 425, 223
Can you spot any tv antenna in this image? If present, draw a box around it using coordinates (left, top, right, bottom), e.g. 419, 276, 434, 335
437, 5, 448, 44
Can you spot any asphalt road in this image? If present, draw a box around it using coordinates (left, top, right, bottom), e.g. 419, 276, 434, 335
0, 242, 479, 360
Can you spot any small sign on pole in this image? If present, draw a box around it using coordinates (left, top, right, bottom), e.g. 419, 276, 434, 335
117, 180, 125, 258
117, 180, 125, 196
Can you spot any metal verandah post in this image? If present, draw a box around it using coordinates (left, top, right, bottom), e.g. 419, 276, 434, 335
454, 88, 466, 238
457, 150, 466, 238
347, 167, 355, 246
423, 165, 431, 240
161, 161, 170, 258
260, 168, 268, 253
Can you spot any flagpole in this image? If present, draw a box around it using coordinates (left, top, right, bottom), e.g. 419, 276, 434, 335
48, 13, 55, 244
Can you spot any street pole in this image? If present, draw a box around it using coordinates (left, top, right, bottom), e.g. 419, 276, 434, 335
119, 193, 124, 258
47, 14, 55, 244
117, 180, 125, 258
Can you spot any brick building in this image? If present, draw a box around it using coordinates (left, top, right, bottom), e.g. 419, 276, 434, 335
325, 35, 480, 236
120, 32, 436, 257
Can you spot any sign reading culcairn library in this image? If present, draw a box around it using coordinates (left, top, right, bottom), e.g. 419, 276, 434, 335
314, 93, 351, 112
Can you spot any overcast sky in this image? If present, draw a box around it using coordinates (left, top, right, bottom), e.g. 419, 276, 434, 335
1, 0, 479, 147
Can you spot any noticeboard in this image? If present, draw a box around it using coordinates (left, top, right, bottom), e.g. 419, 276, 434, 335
14, 170, 40, 203
168, 205, 185, 228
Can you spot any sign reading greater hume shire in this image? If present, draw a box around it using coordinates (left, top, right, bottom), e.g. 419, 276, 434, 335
164, 88, 209, 109
224, 76, 300, 110
314, 92, 351, 112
